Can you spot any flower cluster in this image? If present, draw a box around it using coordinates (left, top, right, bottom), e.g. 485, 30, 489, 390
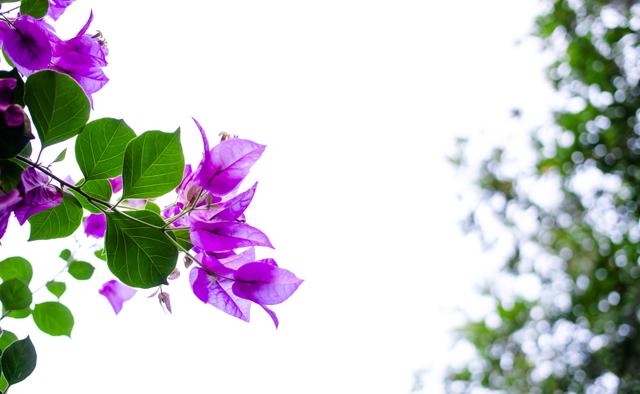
170, 119, 302, 327
0, 167, 62, 239
0, 1, 108, 103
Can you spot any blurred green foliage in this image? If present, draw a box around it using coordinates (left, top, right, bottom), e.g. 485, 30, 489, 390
447, 1, 640, 392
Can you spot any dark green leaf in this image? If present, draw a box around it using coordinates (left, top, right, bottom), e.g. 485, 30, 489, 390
71, 179, 112, 213
20, 0, 48, 18
24, 70, 90, 147
0, 160, 23, 193
122, 129, 184, 199
32, 302, 73, 337
1, 336, 36, 386
0, 279, 31, 310
0, 114, 33, 160
0, 257, 32, 284
75, 118, 136, 180
68, 261, 94, 280
105, 210, 178, 288
28, 193, 83, 240
45, 281, 66, 298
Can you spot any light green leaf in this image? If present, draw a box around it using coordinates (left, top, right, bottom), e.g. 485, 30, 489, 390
144, 201, 161, 215
0, 331, 17, 352
32, 302, 73, 337
75, 118, 136, 180
59, 249, 72, 262
94, 248, 107, 261
122, 129, 184, 199
28, 193, 83, 241
105, 210, 178, 288
20, 0, 48, 18
24, 70, 90, 147
71, 179, 112, 213
0, 279, 31, 310
68, 261, 94, 280
1, 336, 36, 386
46, 281, 66, 298
0, 257, 32, 284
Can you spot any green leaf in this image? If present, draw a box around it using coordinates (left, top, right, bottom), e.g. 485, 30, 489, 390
0, 160, 24, 193
59, 249, 72, 262
94, 248, 107, 261
144, 201, 161, 215
5, 308, 31, 319
0, 280, 31, 310
20, 0, 48, 18
75, 118, 136, 180
1, 337, 36, 386
105, 210, 178, 288
0, 331, 18, 352
71, 179, 112, 213
46, 281, 66, 298
24, 70, 90, 147
122, 129, 184, 199
28, 193, 83, 240
0, 257, 32, 284
2, 49, 14, 69
172, 229, 193, 251
68, 261, 94, 280
32, 302, 73, 337
52, 148, 66, 163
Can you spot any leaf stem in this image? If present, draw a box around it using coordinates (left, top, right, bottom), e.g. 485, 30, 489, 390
15, 155, 162, 230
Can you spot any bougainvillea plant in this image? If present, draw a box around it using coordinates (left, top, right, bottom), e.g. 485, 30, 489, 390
0, 0, 302, 391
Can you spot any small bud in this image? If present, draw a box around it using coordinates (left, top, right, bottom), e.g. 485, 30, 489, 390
168, 268, 180, 280
159, 292, 172, 314
184, 256, 193, 269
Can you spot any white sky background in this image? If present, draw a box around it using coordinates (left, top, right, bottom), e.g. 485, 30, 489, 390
0, 0, 559, 393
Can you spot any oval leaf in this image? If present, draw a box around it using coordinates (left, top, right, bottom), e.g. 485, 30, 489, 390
28, 193, 83, 240
75, 118, 136, 180
24, 70, 90, 147
122, 129, 184, 199
46, 281, 66, 298
1, 336, 36, 386
105, 210, 178, 288
20, 0, 49, 19
32, 302, 73, 337
0, 279, 32, 310
0, 257, 33, 284
68, 261, 94, 280
71, 179, 112, 213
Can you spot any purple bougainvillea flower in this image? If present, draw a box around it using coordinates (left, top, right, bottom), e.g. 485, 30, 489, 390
190, 267, 251, 322
50, 12, 108, 103
0, 189, 21, 239
192, 119, 265, 197
99, 279, 136, 314
0, 78, 26, 128
3, 16, 53, 71
218, 247, 256, 270
232, 261, 303, 306
108, 176, 122, 193
83, 213, 106, 238
190, 219, 273, 253
47, 0, 76, 20
211, 182, 257, 222
0, 78, 16, 109
13, 168, 62, 224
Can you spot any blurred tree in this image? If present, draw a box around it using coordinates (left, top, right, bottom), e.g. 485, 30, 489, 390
447, 1, 640, 393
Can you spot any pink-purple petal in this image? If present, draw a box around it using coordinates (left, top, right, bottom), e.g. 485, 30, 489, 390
232, 262, 303, 305
190, 220, 273, 253
189, 267, 251, 322
4, 17, 53, 71
83, 213, 106, 238
213, 182, 257, 221
98, 279, 136, 314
